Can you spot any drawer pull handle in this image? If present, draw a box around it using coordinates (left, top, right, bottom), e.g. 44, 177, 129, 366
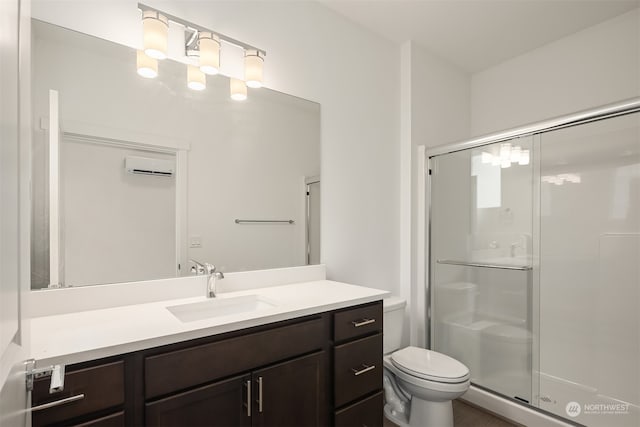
351, 364, 376, 376
257, 376, 263, 413
31, 394, 84, 412
244, 380, 251, 417
351, 318, 375, 328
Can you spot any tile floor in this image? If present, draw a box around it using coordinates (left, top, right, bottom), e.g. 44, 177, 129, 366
383, 399, 521, 427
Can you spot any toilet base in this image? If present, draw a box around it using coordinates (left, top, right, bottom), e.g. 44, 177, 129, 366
409, 397, 454, 427
384, 403, 409, 427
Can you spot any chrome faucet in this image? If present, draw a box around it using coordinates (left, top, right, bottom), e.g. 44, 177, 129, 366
510, 234, 531, 257
189, 259, 224, 298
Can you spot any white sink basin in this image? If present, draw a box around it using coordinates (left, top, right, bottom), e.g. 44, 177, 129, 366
167, 295, 278, 323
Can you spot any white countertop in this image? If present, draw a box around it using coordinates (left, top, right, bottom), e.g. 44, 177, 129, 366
31, 280, 388, 366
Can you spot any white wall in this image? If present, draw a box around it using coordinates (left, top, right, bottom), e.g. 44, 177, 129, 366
471, 8, 640, 136
411, 45, 471, 148
400, 41, 471, 345
32, 0, 401, 294
0, 0, 31, 423
61, 142, 176, 286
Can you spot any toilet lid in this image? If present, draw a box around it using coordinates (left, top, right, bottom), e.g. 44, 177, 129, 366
391, 347, 470, 383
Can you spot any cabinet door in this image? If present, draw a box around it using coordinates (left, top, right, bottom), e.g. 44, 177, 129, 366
145, 374, 251, 427
252, 351, 325, 427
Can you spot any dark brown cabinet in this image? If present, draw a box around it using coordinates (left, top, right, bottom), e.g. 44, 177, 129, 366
146, 374, 251, 427
335, 392, 384, 427
332, 302, 384, 427
145, 351, 325, 427
32, 360, 125, 427
252, 352, 325, 427
32, 301, 383, 427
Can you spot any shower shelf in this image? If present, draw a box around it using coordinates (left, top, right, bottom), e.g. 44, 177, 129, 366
436, 259, 532, 271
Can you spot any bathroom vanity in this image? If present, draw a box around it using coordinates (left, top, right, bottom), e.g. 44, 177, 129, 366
29, 278, 387, 427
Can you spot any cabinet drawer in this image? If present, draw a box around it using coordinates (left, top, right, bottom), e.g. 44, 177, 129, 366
72, 411, 125, 427
145, 317, 325, 399
334, 333, 382, 407
32, 361, 125, 427
334, 302, 382, 342
335, 391, 383, 427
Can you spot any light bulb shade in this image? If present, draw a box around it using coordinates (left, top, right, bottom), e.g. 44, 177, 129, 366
136, 50, 158, 78
142, 10, 169, 60
187, 65, 206, 91
500, 142, 512, 160
511, 146, 522, 163
244, 50, 264, 88
198, 31, 220, 75
230, 78, 247, 101
519, 149, 530, 165
481, 152, 492, 164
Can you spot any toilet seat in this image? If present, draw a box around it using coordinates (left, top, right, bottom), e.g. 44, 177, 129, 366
391, 346, 470, 384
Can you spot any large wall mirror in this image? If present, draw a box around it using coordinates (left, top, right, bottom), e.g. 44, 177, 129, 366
31, 19, 321, 289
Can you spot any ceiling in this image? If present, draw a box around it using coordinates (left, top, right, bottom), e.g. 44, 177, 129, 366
319, 0, 639, 73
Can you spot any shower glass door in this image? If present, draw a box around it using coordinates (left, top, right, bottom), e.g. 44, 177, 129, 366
536, 112, 639, 427
430, 136, 534, 403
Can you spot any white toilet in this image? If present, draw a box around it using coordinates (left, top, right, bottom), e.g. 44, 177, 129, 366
383, 297, 470, 427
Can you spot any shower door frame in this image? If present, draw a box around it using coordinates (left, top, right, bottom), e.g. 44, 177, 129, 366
422, 96, 640, 419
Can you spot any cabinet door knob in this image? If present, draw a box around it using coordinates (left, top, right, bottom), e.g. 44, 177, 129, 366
351, 364, 376, 376
351, 318, 375, 328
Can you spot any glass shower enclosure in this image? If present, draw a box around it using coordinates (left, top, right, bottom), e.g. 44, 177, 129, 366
428, 100, 639, 427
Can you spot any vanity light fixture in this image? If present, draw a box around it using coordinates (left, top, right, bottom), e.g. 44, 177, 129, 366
136, 50, 158, 78
518, 149, 530, 165
198, 31, 220, 75
137, 3, 267, 100
244, 49, 264, 88
187, 65, 206, 91
230, 78, 248, 101
500, 142, 512, 161
142, 10, 169, 60
511, 146, 522, 163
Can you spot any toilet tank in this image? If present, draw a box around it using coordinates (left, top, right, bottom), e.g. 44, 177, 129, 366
383, 297, 407, 354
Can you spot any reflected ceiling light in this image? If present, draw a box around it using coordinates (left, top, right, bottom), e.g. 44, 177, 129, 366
198, 31, 220, 75
187, 65, 206, 91
483, 144, 530, 167
500, 143, 512, 160
230, 78, 247, 101
511, 146, 521, 163
244, 49, 264, 88
136, 50, 158, 78
142, 10, 169, 60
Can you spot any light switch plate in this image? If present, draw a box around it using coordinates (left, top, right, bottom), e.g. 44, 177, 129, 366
189, 236, 202, 248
